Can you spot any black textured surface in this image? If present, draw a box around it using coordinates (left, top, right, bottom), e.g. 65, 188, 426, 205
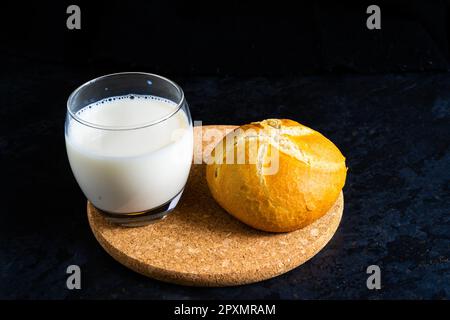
0, 57, 449, 299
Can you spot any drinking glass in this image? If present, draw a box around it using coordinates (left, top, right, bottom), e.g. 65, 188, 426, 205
65, 72, 193, 226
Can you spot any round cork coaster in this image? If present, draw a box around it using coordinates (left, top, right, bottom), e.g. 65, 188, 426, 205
87, 125, 344, 287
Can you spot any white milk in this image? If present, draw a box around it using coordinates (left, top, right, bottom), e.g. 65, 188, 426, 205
65, 95, 193, 213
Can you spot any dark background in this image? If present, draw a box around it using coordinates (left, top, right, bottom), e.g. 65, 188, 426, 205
0, 0, 449, 299
5, 0, 450, 75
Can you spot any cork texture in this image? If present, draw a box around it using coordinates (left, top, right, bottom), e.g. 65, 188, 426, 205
87, 125, 344, 287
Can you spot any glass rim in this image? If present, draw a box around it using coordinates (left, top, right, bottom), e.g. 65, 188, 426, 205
67, 72, 186, 131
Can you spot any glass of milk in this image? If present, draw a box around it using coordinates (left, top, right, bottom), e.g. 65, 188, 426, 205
65, 72, 193, 226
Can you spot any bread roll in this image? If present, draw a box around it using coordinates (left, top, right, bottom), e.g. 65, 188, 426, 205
206, 119, 347, 232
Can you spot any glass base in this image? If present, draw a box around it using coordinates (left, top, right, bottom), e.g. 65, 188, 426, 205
95, 189, 184, 227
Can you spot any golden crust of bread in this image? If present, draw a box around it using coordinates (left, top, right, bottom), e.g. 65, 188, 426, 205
206, 119, 347, 232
